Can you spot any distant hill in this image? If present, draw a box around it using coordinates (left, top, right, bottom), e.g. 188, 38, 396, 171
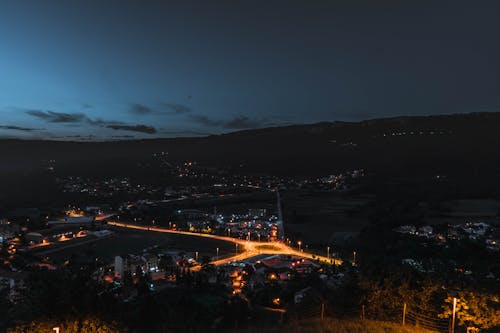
2, 112, 500, 174
1, 112, 500, 204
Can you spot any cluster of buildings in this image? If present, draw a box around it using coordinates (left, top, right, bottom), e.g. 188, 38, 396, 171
314, 169, 364, 191
57, 176, 162, 197
93, 247, 346, 309
216, 209, 282, 242
395, 221, 500, 277
376, 129, 454, 138
395, 221, 500, 248
0, 219, 21, 246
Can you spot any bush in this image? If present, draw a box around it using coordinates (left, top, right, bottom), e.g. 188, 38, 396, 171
7, 317, 125, 333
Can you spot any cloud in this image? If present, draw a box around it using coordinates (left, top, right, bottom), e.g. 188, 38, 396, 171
86, 118, 111, 126
130, 102, 192, 115
189, 115, 223, 127
106, 124, 157, 134
111, 135, 135, 138
162, 103, 192, 114
47, 134, 96, 141
25, 110, 87, 123
24, 108, 157, 135
130, 103, 154, 115
189, 115, 270, 130
0, 125, 42, 131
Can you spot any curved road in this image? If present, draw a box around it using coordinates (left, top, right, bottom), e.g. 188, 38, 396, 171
108, 221, 342, 266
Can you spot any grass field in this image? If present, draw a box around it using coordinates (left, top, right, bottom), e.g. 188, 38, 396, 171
237, 318, 438, 333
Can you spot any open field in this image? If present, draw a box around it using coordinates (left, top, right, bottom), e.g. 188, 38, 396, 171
28, 228, 235, 263
281, 192, 373, 245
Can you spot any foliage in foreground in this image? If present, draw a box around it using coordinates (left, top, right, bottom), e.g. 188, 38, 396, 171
7, 317, 125, 333
237, 318, 438, 333
439, 291, 500, 330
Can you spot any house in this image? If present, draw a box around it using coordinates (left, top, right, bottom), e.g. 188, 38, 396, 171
0, 269, 27, 303
294, 286, 312, 304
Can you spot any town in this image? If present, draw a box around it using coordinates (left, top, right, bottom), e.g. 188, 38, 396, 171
2, 159, 500, 332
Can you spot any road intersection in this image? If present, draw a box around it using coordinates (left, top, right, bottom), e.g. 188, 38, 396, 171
108, 221, 342, 266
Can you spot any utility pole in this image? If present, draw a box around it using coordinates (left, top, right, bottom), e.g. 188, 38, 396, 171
361, 305, 365, 321
451, 297, 457, 333
402, 303, 406, 326
321, 303, 325, 320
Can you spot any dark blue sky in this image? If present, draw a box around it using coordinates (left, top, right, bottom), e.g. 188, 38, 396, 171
1, 1, 499, 140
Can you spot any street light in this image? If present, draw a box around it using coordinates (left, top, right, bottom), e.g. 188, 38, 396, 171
235, 243, 238, 256
247, 231, 251, 241
298, 241, 302, 252
353, 251, 357, 266
327, 246, 330, 259
195, 251, 198, 262
451, 297, 457, 333
216, 247, 219, 261
53, 328, 60, 333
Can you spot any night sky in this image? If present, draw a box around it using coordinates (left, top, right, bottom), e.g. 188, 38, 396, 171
1, 1, 499, 140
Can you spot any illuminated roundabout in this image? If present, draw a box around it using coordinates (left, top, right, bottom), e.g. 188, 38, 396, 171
107, 221, 342, 267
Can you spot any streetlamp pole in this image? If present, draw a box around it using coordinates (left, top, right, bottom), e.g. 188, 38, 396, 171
216, 247, 219, 261
235, 243, 238, 256
327, 246, 330, 259
451, 297, 457, 333
298, 241, 302, 252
